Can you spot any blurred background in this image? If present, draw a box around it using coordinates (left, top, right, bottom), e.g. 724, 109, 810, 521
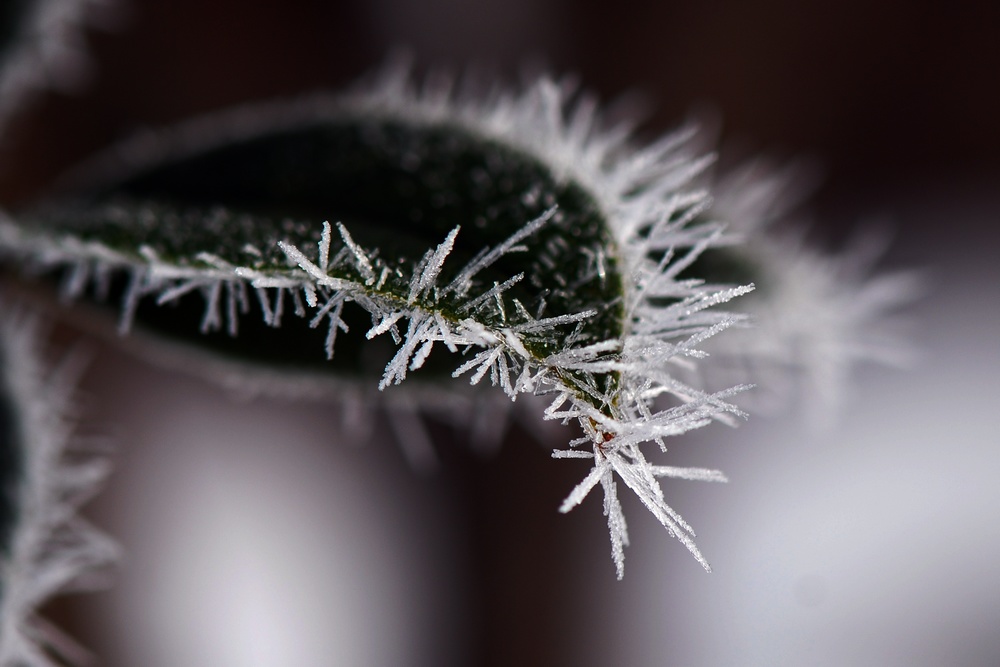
2, 0, 997, 664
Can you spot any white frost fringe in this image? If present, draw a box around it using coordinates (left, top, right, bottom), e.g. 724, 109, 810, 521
0, 63, 758, 578
0, 306, 116, 666
698, 158, 920, 422
0, 61, 908, 577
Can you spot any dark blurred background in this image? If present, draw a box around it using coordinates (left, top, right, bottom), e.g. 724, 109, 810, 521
3, 0, 998, 223
5, 1, 997, 665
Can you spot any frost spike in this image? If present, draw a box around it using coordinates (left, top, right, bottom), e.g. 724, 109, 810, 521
408, 226, 460, 304
335, 222, 375, 284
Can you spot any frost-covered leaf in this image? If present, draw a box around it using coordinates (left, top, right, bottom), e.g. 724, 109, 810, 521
0, 65, 758, 576
5, 112, 626, 395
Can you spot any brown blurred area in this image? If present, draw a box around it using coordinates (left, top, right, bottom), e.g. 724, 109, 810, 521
2, 0, 998, 218
6, 1, 997, 665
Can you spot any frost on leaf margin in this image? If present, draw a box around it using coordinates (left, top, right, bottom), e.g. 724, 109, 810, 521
0, 62, 758, 577
0, 303, 116, 666
690, 158, 921, 422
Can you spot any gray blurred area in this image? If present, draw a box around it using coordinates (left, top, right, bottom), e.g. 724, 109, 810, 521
4, 0, 997, 665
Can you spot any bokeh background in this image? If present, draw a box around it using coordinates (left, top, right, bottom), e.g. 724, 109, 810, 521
3, 0, 997, 665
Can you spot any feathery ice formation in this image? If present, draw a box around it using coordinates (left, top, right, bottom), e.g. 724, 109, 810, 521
0, 307, 116, 665
0, 63, 910, 577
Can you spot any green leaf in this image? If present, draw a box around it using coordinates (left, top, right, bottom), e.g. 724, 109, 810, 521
0, 74, 757, 576
6, 110, 631, 410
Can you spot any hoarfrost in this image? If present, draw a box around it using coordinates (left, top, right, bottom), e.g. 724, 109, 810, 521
0, 63, 832, 578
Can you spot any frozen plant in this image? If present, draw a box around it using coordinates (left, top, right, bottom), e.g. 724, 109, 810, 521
0, 10, 915, 662
0, 61, 915, 577
0, 2, 120, 664
0, 62, 762, 579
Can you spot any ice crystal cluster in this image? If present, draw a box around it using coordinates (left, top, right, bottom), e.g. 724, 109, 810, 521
0, 24, 922, 667
0, 57, 916, 593
1, 63, 763, 578
0, 309, 116, 666
0, 2, 119, 664
0, 0, 921, 660
688, 161, 919, 420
